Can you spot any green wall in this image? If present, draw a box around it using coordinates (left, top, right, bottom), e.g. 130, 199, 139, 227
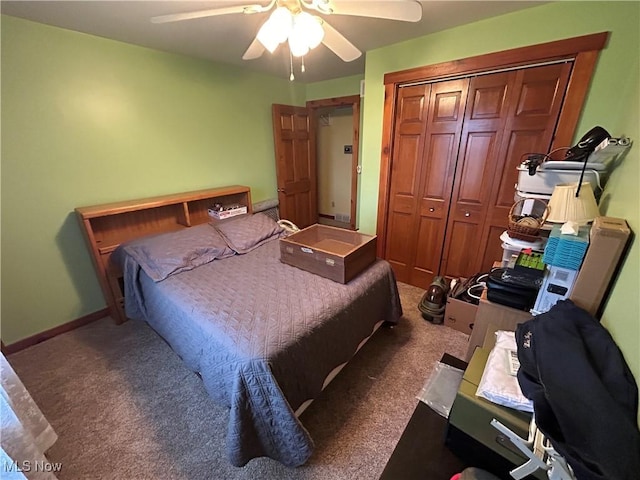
359, 2, 640, 389
0, 15, 305, 344
305, 74, 363, 101
598, 50, 640, 392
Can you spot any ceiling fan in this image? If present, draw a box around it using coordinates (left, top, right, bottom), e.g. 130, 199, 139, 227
150, 0, 423, 64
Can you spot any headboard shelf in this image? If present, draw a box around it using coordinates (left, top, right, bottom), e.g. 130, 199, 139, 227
76, 185, 252, 324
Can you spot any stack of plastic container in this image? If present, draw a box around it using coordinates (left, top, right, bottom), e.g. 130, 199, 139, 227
499, 231, 546, 267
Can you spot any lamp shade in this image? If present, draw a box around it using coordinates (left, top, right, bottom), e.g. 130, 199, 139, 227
546, 182, 600, 223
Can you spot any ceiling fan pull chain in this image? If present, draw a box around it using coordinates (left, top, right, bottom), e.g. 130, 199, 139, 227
289, 49, 295, 81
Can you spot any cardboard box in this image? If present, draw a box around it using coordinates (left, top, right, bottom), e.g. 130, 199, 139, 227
447, 348, 545, 479
444, 297, 477, 335
482, 323, 505, 351
465, 289, 533, 361
208, 205, 248, 219
570, 217, 631, 316
279, 224, 376, 284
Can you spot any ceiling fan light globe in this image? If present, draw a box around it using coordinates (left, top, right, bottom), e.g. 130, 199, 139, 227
269, 6, 293, 43
289, 35, 310, 57
308, 17, 325, 49
256, 21, 280, 53
295, 12, 324, 49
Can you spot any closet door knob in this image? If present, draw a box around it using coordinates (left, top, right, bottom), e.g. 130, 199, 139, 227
429, 207, 435, 212
464, 211, 471, 217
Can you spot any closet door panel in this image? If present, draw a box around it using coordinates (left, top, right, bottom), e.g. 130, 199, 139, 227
468, 82, 510, 119
440, 73, 513, 278
456, 132, 500, 204
413, 80, 469, 285
479, 63, 572, 272
385, 85, 431, 282
440, 220, 481, 279
491, 63, 572, 210
386, 212, 415, 280
516, 73, 564, 117
390, 136, 422, 202
495, 130, 544, 208
411, 217, 446, 288
412, 136, 455, 286
422, 134, 458, 201
386, 132, 420, 280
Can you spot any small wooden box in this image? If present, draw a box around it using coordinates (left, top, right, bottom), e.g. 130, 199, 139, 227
279, 224, 377, 283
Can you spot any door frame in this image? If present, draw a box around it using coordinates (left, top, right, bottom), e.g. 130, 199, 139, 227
307, 95, 361, 230
375, 32, 609, 257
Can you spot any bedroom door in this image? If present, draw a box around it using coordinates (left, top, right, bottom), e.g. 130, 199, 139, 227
272, 104, 318, 228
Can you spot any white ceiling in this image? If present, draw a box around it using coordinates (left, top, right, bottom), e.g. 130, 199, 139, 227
1, 1, 548, 83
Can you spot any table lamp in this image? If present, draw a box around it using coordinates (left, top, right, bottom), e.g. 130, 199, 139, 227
546, 182, 600, 224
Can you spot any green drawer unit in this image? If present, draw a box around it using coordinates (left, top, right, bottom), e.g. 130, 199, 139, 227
448, 348, 546, 480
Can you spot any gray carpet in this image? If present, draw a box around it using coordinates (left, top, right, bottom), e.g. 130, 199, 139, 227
8, 282, 468, 480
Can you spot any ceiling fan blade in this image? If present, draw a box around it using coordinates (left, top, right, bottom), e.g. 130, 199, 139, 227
151, 4, 263, 24
242, 38, 266, 60
331, 1, 422, 22
321, 21, 361, 62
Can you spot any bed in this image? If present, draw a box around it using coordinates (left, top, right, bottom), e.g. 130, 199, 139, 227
113, 213, 402, 467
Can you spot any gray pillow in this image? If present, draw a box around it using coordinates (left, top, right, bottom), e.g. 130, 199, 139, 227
214, 213, 284, 254
122, 224, 234, 282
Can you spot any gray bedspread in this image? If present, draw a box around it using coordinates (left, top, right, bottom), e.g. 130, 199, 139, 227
120, 228, 402, 467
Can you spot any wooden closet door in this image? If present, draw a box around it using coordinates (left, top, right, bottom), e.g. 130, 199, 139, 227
384, 84, 431, 283
439, 63, 572, 278
478, 63, 572, 271
384, 80, 468, 288
411, 79, 468, 288
440, 72, 515, 279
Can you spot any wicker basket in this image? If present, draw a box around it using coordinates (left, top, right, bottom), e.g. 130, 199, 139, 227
507, 198, 549, 241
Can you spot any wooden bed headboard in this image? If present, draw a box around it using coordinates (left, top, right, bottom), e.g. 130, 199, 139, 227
76, 185, 252, 324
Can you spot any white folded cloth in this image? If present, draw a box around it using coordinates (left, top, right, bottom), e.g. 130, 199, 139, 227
476, 330, 533, 412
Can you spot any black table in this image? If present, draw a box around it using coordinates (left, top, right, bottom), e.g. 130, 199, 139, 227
379, 353, 468, 480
